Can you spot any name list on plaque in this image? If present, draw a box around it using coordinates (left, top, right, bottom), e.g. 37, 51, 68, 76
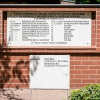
7, 12, 91, 47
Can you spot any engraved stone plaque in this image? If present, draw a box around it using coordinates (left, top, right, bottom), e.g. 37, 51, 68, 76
7, 12, 91, 47
30, 55, 70, 89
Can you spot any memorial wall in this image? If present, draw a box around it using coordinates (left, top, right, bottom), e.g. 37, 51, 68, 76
0, 4, 100, 99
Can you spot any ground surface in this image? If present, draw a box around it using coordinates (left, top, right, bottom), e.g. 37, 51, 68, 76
0, 89, 69, 100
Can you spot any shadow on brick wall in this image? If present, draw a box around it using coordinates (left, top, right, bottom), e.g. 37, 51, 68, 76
0, 45, 29, 100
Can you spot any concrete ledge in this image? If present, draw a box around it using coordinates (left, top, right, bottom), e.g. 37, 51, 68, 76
0, 89, 70, 100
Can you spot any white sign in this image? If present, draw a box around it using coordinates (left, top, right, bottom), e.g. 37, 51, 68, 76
7, 12, 91, 47
30, 55, 70, 89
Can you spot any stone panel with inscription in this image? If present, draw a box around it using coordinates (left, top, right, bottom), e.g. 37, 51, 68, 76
7, 12, 91, 47
30, 55, 70, 89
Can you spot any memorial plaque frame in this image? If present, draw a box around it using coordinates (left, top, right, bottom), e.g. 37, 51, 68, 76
7, 11, 92, 48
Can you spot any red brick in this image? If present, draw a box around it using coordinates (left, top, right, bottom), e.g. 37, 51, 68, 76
97, 16, 100, 20
8, 74, 29, 79
10, 78, 29, 83
82, 70, 96, 74
9, 8, 23, 11
9, 61, 27, 67
17, 66, 29, 69
38, 8, 54, 11
75, 66, 88, 69
97, 11, 100, 15
3, 84, 17, 88
92, 20, 96, 24
96, 48, 100, 52
0, 61, 10, 66
3, 83, 29, 88
71, 79, 81, 83
82, 79, 96, 83
89, 66, 100, 69
97, 79, 100, 83
24, 70, 29, 74
97, 44, 100, 47
82, 8, 96, 11
97, 21, 100, 24
10, 56, 18, 60
70, 56, 75, 60
92, 33, 96, 38
82, 61, 96, 65
0, 8, 10, 11
70, 84, 74, 88
97, 35, 100, 38
75, 84, 90, 88
89, 56, 100, 60
0, 25, 2, 29
0, 39, 2, 43
70, 66, 74, 69
0, 34, 2, 38
75, 50, 90, 53
0, 65, 2, 69
0, 20, 2, 24
17, 84, 29, 88
0, 16, 1, 20
97, 61, 100, 64
4, 20, 7, 24
0, 30, 2, 33
59, 50, 75, 53
92, 43, 96, 47
9, 61, 17, 66
11, 69, 25, 75
71, 61, 81, 65
17, 56, 29, 61
71, 75, 74, 78
92, 25, 95, 29
70, 70, 81, 74
97, 70, 100, 74
37, 49, 58, 53
75, 75, 88, 78
75, 56, 89, 60
92, 29, 96, 33
4, 24, 7, 28
67, 8, 83, 11
97, 25, 100, 30
90, 75, 100, 78
4, 27, 6, 30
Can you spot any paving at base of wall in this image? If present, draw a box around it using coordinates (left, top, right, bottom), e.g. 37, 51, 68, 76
0, 89, 70, 100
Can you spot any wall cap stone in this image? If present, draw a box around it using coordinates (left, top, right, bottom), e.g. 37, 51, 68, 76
0, 4, 100, 8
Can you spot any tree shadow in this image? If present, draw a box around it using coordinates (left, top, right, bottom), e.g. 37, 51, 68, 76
30, 55, 39, 76
0, 44, 30, 100
0, 88, 24, 100
12, 60, 29, 89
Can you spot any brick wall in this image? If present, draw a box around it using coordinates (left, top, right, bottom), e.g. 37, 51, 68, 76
0, 6, 100, 89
